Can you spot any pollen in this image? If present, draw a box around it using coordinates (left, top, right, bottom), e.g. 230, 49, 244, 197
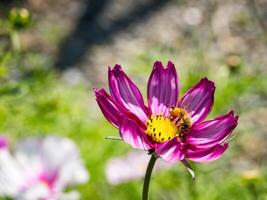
145, 108, 192, 143
145, 114, 178, 143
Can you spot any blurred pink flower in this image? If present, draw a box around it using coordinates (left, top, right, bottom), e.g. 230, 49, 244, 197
105, 150, 170, 185
95, 61, 238, 163
0, 136, 89, 200
0, 136, 8, 149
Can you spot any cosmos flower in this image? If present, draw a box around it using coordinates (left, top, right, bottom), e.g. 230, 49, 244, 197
95, 61, 238, 164
0, 136, 89, 200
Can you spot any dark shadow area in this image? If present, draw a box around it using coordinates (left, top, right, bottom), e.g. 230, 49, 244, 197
0, 0, 23, 15
55, 0, 171, 70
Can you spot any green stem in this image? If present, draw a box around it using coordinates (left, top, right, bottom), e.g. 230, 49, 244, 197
142, 154, 157, 200
10, 31, 21, 52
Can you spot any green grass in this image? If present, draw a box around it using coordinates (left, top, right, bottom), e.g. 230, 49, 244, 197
0, 51, 266, 200
1, 3, 267, 199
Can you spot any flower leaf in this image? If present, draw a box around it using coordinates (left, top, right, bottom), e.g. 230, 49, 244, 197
181, 159, 195, 180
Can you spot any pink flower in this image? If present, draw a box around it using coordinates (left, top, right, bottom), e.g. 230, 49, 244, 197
105, 150, 170, 185
94, 61, 238, 163
0, 136, 89, 200
0, 136, 8, 149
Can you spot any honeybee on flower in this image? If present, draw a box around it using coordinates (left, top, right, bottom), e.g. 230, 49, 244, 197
95, 61, 238, 164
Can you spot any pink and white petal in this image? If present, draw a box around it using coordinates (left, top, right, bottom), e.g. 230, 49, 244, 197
40, 136, 89, 188
187, 111, 238, 148
178, 78, 215, 124
94, 88, 124, 128
15, 137, 43, 173
147, 61, 179, 116
186, 144, 228, 163
0, 136, 8, 150
119, 117, 153, 151
0, 147, 24, 196
155, 139, 185, 163
16, 183, 51, 200
109, 65, 149, 122
15, 136, 89, 192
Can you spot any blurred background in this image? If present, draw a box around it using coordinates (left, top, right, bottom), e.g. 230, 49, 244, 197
0, 0, 267, 199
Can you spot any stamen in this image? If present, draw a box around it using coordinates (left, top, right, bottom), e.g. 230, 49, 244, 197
145, 108, 192, 143
145, 114, 178, 143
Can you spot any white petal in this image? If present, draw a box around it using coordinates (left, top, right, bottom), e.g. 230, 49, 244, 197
40, 136, 89, 188
0, 149, 24, 196
16, 183, 51, 200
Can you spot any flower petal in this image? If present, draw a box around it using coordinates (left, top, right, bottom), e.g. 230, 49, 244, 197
94, 88, 124, 128
0, 136, 8, 150
15, 136, 89, 192
16, 183, 51, 200
186, 144, 228, 162
119, 117, 153, 150
155, 139, 185, 163
0, 148, 24, 196
39, 136, 89, 186
147, 61, 179, 116
109, 65, 148, 122
187, 111, 238, 148
178, 78, 215, 124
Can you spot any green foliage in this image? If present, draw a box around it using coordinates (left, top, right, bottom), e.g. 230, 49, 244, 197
0, 6, 267, 200
0, 52, 266, 199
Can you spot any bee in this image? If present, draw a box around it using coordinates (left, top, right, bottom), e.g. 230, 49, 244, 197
169, 107, 192, 137
180, 118, 191, 132
169, 107, 186, 118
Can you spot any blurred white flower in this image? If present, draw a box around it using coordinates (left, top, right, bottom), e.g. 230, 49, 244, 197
0, 136, 89, 200
105, 150, 170, 185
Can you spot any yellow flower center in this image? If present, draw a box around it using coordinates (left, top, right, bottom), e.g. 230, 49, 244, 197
145, 107, 191, 143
